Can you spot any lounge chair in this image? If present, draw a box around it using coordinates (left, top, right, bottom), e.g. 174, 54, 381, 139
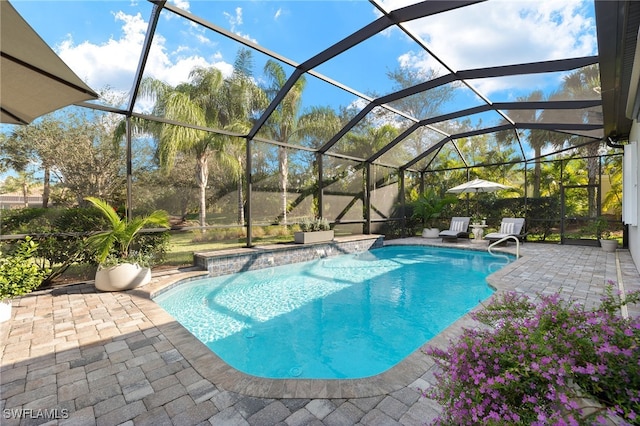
439, 217, 471, 242
484, 218, 527, 244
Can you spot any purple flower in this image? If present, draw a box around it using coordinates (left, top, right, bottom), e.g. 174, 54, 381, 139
424, 288, 640, 425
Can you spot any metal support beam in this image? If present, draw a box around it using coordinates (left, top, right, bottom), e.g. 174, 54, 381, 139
399, 168, 406, 238
126, 117, 133, 222
318, 153, 324, 218
245, 138, 253, 247
365, 163, 371, 234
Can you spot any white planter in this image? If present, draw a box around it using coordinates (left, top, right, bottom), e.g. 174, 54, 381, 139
95, 263, 151, 292
294, 230, 334, 244
422, 228, 440, 238
0, 300, 11, 322
600, 239, 618, 252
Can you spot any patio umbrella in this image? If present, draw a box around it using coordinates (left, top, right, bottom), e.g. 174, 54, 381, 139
0, 0, 98, 125
447, 178, 512, 215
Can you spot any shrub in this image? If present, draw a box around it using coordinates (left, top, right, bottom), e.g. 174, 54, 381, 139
0, 237, 50, 301
251, 227, 266, 238
424, 286, 640, 425
298, 217, 331, 232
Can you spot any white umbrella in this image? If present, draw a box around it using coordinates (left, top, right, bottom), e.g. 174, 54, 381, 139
447, 178, 512, 216
1, 1, 98, 124
447, 178, 512, 194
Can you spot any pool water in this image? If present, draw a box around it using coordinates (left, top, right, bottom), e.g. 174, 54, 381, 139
154, 245, 513, 379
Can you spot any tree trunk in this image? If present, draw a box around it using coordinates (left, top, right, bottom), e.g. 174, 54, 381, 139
533, 147, 542, 198
587, 153, 599, 217
42, 167, 50, 208
279, 146, 288, 224
237, 173, 244, 225
22, 181, 28, 208
196, 154, 209, 231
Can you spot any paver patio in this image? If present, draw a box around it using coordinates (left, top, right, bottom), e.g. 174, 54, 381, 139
1, 240, 639, 425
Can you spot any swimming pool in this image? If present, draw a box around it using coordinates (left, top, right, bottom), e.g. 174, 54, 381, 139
154, 245, 513, 379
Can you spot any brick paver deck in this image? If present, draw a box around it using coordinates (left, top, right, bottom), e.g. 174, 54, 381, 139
1, 240, 638, 425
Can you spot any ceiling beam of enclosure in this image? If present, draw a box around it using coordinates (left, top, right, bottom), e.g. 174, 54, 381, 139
247, 0, 484, 140
105, 0, 608, 175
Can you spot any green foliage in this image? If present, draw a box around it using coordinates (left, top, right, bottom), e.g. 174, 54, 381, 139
525, 197, 560, 242
0, 237, 50, 301
410, 189, 458, 229
426, 287, 640, 424
1, 208, 51, 234
298, 217, 331, 232
1, 207, 112, 285
589, 216, 613, 240
84, 197, 170, 265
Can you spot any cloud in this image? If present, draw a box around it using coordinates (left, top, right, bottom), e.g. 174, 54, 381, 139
55, 9, 231, 101
223, 7, 243, 32
378, 0, 596, 96
170, 0, 190, 12
223, 6, 258, 44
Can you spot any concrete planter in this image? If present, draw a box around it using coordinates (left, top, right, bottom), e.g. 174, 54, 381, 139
95, 263, 151, 292
599, 239, 618, 252
422, 228, 440, 238
294, 230, 334, 244
0, 300, 11, 323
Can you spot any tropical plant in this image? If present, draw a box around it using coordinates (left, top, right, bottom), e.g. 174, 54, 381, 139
260, 60, 341, 224
411, 189, 458, 229
0, 237, 50, 301
590, 216, 613, 240
298, 217, 330, 232
137, 61, 250, 230
425, 287, 640, 425
84, 197, 170, 265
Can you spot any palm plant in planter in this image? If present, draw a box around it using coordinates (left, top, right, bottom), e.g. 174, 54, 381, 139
85, 197, 170, 291
411, 189, 458, 238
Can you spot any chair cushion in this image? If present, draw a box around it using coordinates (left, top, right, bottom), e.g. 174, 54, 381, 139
500, 221, 515, 234
451, 220, 465, 232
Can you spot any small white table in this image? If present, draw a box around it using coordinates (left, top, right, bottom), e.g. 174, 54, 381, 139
470, 224, 488, 242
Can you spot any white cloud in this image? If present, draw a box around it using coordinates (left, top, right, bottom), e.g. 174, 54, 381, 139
170, 0, 190, 12
224, 7, 243, 32
55, 9, 231, 102
377, 0, 596, 96
222, 6, 258, 44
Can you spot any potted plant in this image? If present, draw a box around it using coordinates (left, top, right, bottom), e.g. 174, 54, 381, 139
411, 189, 458, 238
294, 217, 334, 244
471, 215, 486, 225
85, 197, 170, 291
0, 237, 50, 322
593, 216, 618, 252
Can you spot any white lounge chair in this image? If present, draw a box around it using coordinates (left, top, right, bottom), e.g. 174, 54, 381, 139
439, 217, 470, 242
484, 218, 527, 244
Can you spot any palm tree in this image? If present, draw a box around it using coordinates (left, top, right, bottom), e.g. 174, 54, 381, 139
260, 61, 341, 223
140, 67, 231, 229
558, 65, 602, 216
140, 69, 220, 228
140, 50, 264, 229
220, 49, 267, 224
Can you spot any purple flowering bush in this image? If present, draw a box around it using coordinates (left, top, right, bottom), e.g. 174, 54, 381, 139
424, 286, 640, 425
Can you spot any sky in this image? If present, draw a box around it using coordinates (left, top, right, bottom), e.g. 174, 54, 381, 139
8, 0, 598, 116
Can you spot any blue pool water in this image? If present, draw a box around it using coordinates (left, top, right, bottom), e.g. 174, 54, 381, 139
154, 245, 513, 379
